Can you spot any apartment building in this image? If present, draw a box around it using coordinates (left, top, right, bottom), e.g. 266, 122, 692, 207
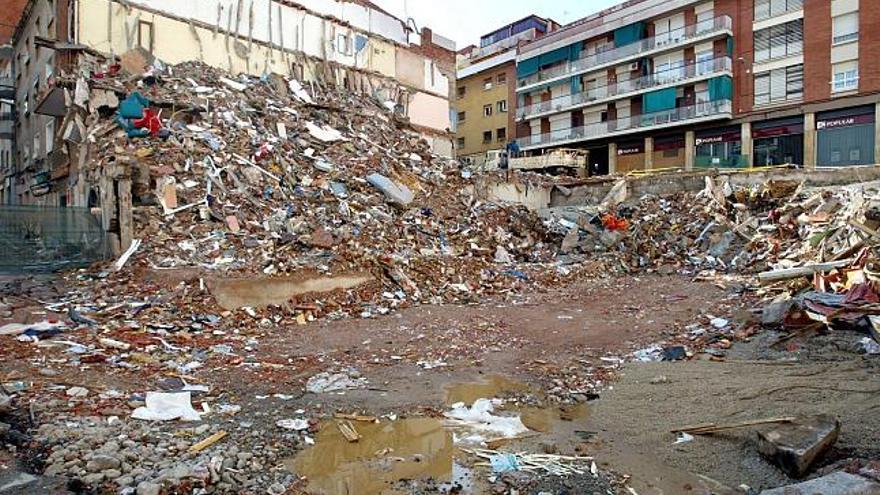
8, 0, 456, 206
0, 1, 29, 204
455, 16, 558, 166
514, 0, 880, 173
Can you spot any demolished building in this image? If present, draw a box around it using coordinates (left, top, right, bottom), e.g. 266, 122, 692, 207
8, 0, 456, 212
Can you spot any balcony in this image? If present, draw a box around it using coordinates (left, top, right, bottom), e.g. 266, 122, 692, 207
517, 57, 732, 121
517, 15, 733, 92
516, 99, 732, 150
474, 28, 539, 59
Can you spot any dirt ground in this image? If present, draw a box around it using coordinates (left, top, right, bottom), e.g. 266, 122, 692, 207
2, 272, 878, 495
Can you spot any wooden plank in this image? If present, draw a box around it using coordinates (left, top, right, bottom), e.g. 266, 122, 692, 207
189, 430, 228, 453
757, 259, 855, 284
673, 417, 797, 435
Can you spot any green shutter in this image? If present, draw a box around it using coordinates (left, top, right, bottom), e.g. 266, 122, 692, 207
708, 76, 733, 101
517, 57, 541, 78
614, 22, 645, 47
644, 87, 677, 113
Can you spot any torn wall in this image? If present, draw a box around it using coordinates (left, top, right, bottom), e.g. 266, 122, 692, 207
76, 0, 452, 143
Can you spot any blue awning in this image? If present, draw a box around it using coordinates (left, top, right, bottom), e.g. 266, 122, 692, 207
644, 87, 677, 113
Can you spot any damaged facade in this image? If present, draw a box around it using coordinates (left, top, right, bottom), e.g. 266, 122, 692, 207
7, 0, 456, 209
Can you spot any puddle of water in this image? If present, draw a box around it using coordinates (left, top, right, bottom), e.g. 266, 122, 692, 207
287, 418, 472, 495
289, 376, 590, 494
209, 273, 371, 309
442, 375, 529, 405
518, 404, 589, 433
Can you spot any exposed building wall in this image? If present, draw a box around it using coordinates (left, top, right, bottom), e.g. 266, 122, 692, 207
408, 90, 451, 131
0, 0, 29, 44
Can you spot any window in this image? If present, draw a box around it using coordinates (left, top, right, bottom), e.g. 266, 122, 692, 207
45, 120, 55, 154
754, 0, 803, 22
456, 137, 465, 149
457, 86, 466, 98
496, 128, 507, 142
482, 131, 492, 143
696, 50, 714, 75
754, 19, 803, 63
754, 64, 803, 105
33, 132, 40, 158
832, 12, 859, 45
496, 73, 507, 85
497, 100, 507, 113
138, 21, 154, 52
457, 111, 466, 123
832, 62, 859, 93
483, 77, 493, 90
337, 34, 352, 55
483, 104, 492, 117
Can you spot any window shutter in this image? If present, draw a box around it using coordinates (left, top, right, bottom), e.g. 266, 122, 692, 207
755, 0, 770, 21
770, 68, 786, 101
754, 73, 770, 105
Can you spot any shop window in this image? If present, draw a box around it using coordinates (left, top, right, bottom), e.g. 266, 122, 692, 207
138, 21, 154, 52
483, 104, 492, 117
482, 131, 492, 143
497, 100, 507, 113
496, 128, 507, 142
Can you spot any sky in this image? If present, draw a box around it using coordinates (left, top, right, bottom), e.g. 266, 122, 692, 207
373, 0, 622, 48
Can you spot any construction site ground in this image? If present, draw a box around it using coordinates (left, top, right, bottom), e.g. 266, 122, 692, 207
2, 271, 878, 495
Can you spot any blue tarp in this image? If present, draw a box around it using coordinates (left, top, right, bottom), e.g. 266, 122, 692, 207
643, 87, 677, 113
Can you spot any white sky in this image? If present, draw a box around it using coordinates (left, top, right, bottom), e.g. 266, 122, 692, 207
373, 0, 622, 48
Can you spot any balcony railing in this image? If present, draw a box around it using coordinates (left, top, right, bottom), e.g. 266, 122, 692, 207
517, 15, 733, 90
516, 99, 732, 149
517, 57, 732, 120
474, 28, 539, 59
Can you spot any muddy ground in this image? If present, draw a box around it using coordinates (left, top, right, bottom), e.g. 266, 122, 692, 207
1, 273, 878, 494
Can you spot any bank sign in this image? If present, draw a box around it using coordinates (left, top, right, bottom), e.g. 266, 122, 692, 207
816, 114, 874, 130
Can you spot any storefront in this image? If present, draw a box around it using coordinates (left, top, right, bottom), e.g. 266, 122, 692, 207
816, 105, 876, 167
695, 126, 746, 168
752, 117, 804, 166
616, 140, 645, 173
651, 134, 685, 169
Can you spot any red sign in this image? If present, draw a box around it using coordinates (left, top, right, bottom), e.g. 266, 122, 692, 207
617, 143, 644, 155
816, 114, 874, 130
695, 129, 740, 146
753, 124, 804, 139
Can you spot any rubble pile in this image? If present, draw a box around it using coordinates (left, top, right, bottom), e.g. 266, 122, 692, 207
64, 57, 572, 322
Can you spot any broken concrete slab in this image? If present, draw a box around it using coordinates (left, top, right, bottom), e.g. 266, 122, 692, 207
366, 173, 414, 206
756, 414, 840, 478
762, 294, 795, 327
759, 472, 880, 495
208, 273, 372, 310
